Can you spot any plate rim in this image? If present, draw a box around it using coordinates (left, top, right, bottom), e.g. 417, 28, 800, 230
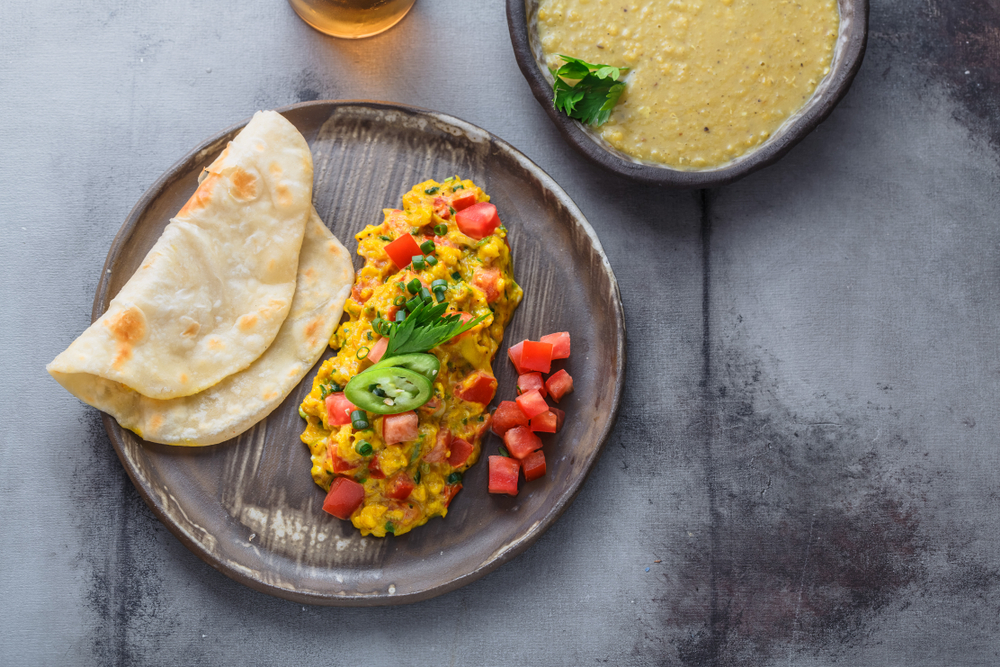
93, 100, 627, 605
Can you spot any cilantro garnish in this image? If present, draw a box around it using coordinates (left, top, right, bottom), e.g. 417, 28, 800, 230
550, 55, 629, 127
373, 299, 486, 358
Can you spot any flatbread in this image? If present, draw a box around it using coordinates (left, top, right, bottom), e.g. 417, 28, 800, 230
49, 110, 314, 399
48, 211, 353, 445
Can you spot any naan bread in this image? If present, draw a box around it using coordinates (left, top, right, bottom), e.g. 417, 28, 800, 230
49, 110, 314, 400
48, 211, 353, 445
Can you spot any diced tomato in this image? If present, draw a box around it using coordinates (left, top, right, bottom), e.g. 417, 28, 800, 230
327, 445, 358, 473
367, 337, 388, 363
450, 189, 478, 211
545, 369, 574, 402
385, 472, 416, 500
418, 395, 444, 417
432, 196, 451, 219
472, 267, 502, 303
448, 437, 474, 467
455, 202, 500, 239
540, 331, 571, 359
325, 392, 356, 426
529, 410, 559, 433
441, 483, 462, 507
522, 450, 546, 482
488, 455, 520, 496
387, 501, 421, 527
424, 428, 452, 463
491, 400, 530, 436
323, 478, 365, 520
433, 235, 457, 248
503, 425, 543, 460
454, 370, 497, 405
515, 389, 548, 419
368, 455, 386, 479
383, 411, 419, 444
383, 233, 421, 269
517, 372, 547, 398
507, 340, 527, 374
550, 407, 565, 431
351, 273, 380, 304
520, 340, 553, 373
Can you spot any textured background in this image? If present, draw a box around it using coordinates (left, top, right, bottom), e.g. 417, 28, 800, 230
3, 0, 1000, 665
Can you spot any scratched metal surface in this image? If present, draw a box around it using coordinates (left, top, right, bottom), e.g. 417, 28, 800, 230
3, 0, 1000, 665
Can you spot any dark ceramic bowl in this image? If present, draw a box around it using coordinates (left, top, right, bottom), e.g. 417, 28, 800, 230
507, 0, 869, 188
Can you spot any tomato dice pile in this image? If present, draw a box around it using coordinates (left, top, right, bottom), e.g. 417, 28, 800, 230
488, 331, 574, 496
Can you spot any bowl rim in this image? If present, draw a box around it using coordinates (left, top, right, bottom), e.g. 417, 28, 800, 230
506, 0, 870, 188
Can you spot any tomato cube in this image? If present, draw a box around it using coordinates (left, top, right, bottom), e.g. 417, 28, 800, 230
323, 478, 365, 520
433, 196, 451, 219
540, 331, 571, 359
454, 370, 497, 405
522, 450, 546, 482
491, 400, 529, 436
367, 337, 388, 363
325, 392, 356, 426
385, 472, 416, 500
488, 455, 520, 496
515, 389, 548, 419
529, 410, 559, 433
368, 455, 386, 479
383, 233, 422, 269
448, 437, 474, 467
545, 369, 574, 402
520, 340, 553, 373
517, 372, 547, 398
549, 407, 565, 431
507, 340, 528, 374
441, 483, 461, 507
383, 411, 419, 444
450, 189, 478, 211
424, 427, 452, 463
503, 425, 543, 460
472, 267, 502, 303
455, 202, 501, 239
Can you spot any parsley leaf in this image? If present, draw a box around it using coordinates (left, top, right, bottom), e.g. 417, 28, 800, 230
378, 299, 487, 358
550, 54, 628, 127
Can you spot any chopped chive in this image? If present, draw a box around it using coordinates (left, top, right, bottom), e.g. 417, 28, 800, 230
431, 279, 448, 290
351, 410, 370, 430
433, 223, 448, 235
366, 331, 373, 341
298, 406, 307, 419
406, 296, 422, 312
395, 310, 407, 322
406, 278, 421, 294
379, 235, 392, 242
451, 271, 461, 280
320, 384, 330, 399
424, 186, 439, 194
385, 522, 395, 533
329, 382, 343, 393
355, 440, 373, 456
449, 206, 456, 215
447, 472, 462, 485
356, 346, 370, 360
420, 240, 435, 254
396, 281, 405, 290
499, 444, 511, 458
419, 287, 432, 301
425, 255, 438, 266
393, 295, 406, 307
412, 255, 426, 270
452, 184, 465, 190
413, 470, 421, 484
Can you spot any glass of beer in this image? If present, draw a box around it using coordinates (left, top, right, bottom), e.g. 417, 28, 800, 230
287, 0, 417, 39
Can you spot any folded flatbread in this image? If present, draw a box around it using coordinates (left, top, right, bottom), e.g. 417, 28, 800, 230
49, 110, 314, 400
48, 210, 353, 445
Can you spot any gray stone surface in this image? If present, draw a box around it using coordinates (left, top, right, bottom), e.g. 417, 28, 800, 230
4, 0, 1000, 665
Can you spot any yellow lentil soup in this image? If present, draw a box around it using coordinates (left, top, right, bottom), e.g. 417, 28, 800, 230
299, 178, 522, 537
537, 0, 840, 169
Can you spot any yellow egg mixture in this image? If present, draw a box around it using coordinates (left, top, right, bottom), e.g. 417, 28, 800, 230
299, 178, 522, 537
537, 0, 840, 169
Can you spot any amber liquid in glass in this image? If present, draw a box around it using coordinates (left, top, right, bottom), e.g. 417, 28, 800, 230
288, 0, 416, 38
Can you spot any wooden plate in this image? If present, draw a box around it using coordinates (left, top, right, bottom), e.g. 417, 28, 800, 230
95, 101, 626, 605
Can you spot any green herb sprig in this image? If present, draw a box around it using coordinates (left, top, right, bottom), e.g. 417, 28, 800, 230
550, 55, 629, 127
373, 299, 486, 358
